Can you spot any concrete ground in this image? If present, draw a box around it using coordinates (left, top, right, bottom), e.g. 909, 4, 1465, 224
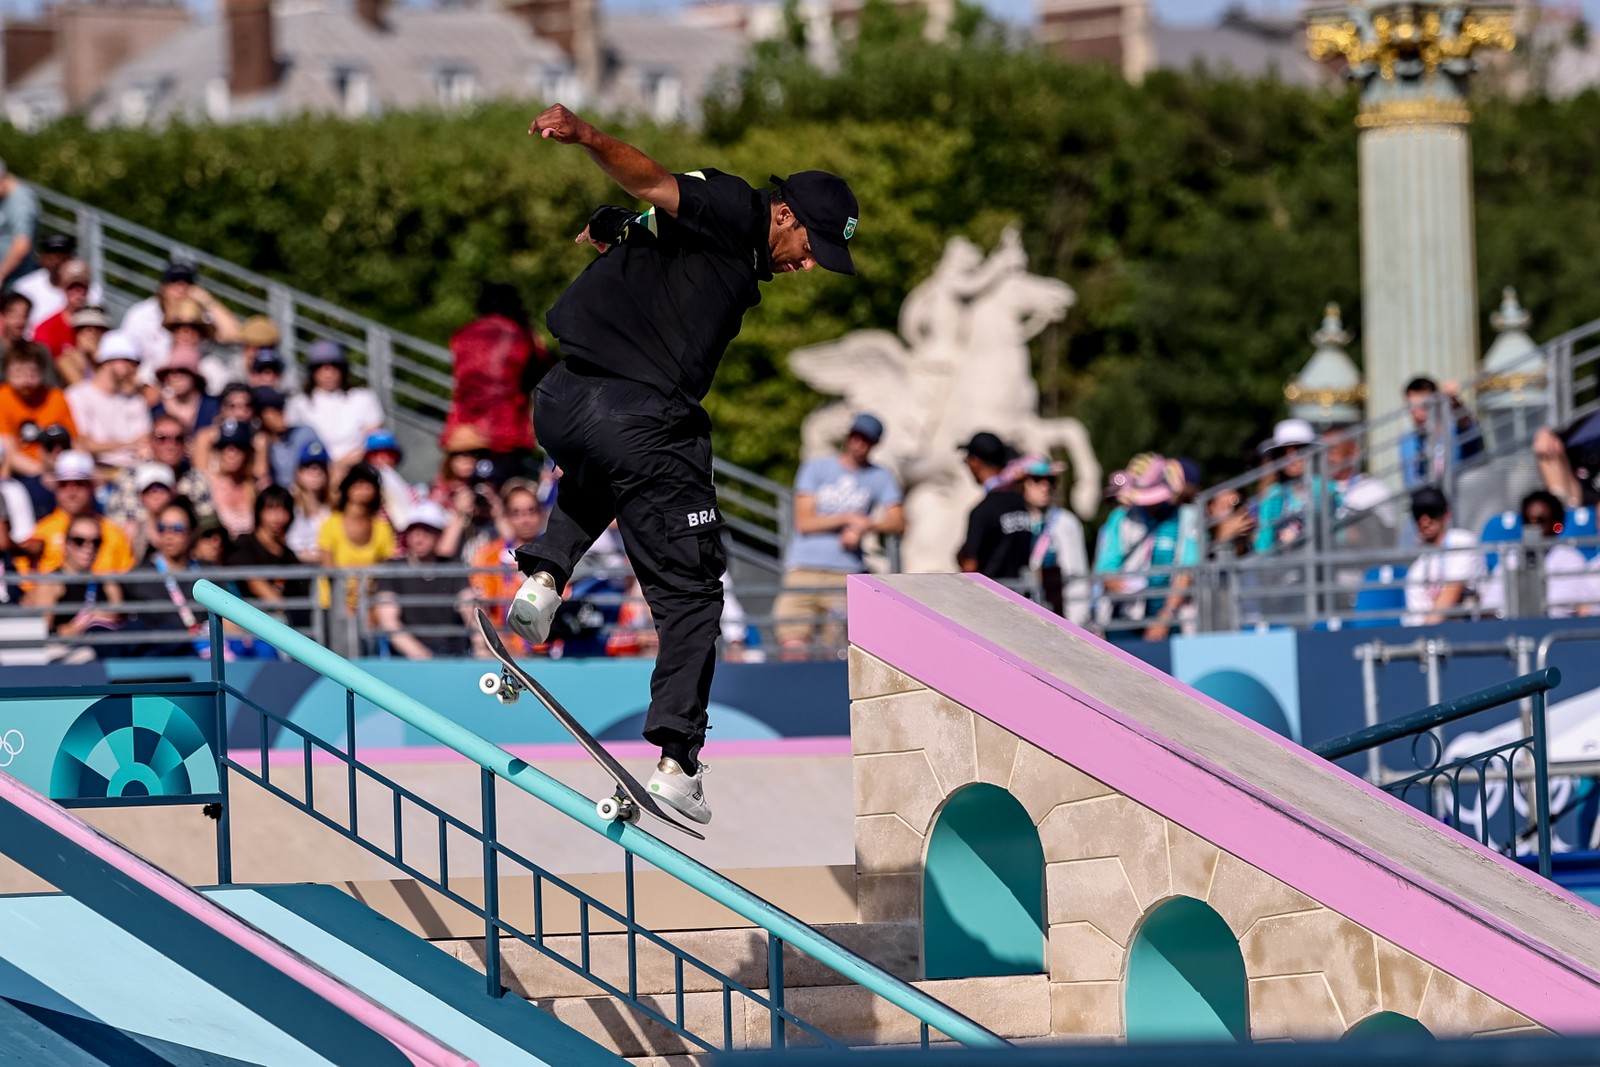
0, 745, 857, 895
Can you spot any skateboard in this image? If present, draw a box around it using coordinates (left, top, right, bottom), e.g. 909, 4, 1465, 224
473, 609, 705, 840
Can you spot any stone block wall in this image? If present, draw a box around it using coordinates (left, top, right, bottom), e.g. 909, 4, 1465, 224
848, 647, 1540, 1041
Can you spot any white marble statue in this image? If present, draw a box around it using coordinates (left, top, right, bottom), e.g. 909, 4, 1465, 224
791, 227, 1099, 573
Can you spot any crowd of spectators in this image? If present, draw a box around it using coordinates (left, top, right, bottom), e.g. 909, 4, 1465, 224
0, 165, 579, 660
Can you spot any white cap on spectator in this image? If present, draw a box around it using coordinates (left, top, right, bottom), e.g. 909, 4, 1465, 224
55, 450, 95, 482
406, 500, 450, 532
1258, 418, 1317, 456
135, 462, 176, 494
96, 329, 142, 365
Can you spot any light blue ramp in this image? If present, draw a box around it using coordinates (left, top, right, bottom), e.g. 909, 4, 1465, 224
0, 894, 344, 1066
208, 884, 624, 1067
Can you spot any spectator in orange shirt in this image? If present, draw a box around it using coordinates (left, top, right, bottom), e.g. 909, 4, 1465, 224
0, 343, 77, 479
470, 479, 545, 652
21, 449, 135, 575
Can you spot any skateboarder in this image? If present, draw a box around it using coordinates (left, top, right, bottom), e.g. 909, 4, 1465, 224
507, 103, 859, 824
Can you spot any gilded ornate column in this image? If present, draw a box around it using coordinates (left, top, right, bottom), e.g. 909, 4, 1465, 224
1307, 4, 1514, 428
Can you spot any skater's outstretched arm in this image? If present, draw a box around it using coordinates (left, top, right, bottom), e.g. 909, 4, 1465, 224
531, 104, 681, 218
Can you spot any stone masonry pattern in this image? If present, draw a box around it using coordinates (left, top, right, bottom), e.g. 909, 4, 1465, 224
847, 647, 1542, 1042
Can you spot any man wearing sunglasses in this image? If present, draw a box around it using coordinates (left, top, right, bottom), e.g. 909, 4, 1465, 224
19, 449, 134, 576
1402, 486, 1485, 627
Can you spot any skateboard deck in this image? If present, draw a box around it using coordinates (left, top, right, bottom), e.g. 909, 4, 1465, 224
473, 609, 705, 840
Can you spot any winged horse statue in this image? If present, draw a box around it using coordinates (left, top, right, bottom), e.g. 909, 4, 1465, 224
790, 227, 1100, 573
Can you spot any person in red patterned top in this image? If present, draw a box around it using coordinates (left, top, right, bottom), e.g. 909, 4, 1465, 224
440, 282, 551, 482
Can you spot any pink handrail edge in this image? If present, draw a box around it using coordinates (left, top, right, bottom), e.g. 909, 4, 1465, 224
0, 770, 476, 1067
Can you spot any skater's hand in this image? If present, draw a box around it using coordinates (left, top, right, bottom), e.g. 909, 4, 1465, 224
530, 104, 587, 145
575, 226, 611, 255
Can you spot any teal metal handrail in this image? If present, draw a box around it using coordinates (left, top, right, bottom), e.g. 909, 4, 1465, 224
1313, 668, 1561, 878
192, 579, 1005, 1050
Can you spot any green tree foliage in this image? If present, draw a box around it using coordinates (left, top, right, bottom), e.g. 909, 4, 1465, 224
5, 10, 1599, 488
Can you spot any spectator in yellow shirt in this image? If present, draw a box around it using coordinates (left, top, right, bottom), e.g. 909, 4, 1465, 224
317, 463, 395, 623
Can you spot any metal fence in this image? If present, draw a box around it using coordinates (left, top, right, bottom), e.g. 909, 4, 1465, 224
1313, 669, 1561, 878
195, 580, 1008, 1052
0, 562, 868, 662
30, 182, 797, 563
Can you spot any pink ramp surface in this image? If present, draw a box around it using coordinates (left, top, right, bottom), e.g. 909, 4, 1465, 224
849, 573, 1600, 1033
0, 770, 475, 1067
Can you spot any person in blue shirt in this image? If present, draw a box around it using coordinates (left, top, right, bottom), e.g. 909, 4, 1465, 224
773, 413, 905, 657
1399, 376, 1482, 492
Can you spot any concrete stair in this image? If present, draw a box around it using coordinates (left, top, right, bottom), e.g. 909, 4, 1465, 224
434, 925, 1052, 1057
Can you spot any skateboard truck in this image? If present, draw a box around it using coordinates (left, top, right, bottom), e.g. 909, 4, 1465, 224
596, 791, 642, 824
478, 671, 521, 706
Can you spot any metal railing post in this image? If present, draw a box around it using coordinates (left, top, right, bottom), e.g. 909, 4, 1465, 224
480, 766, 503, 998
210, 614, 233, 885
78, 208, 104, 292
268, 283, 297, 366
366, 324, 395, 395
1531, 690, 1554, 879
767, 933, 786, 1051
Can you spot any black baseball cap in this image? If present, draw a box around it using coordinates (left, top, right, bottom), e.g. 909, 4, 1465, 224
770, 171, 858, 276
1411, 486, 1449, 519
251, 385, 286, 411
251, 347, 285, 371
958, 431, 1012, 468
40, 234, 75, 255
162, 259, 198, 284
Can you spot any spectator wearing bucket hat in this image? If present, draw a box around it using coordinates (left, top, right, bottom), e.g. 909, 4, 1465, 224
56, 304, 112, 387
285, 341, 385, 469
374, 499, 474, 659
1252, 418, 1341, 555
64, 329, 150, 474
151, 342, 220, 434
772, 412, 904, 657
957, 431, 1034, 580
122, 260, 240, 389
1093, 452, 1197, 641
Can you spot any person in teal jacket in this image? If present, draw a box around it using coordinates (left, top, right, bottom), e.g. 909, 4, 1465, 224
1254, 419, 1341, 555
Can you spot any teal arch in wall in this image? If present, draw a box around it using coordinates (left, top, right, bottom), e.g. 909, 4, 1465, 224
1126, 896, 1248, 1042
922, 783, 1045, 979
1345, 1012, 1434, 1040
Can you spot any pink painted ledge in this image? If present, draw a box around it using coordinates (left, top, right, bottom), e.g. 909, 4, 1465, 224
847, 572, 1600, 1032
0, 772, 474, 1067
231, 736, 854, 769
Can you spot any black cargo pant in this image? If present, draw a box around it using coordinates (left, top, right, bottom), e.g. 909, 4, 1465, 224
516, 360, 725, 749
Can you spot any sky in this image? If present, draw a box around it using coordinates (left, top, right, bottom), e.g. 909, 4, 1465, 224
1, 0, 1598, 27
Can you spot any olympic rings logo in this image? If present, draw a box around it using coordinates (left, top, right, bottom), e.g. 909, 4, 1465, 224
0, 730, 23, 768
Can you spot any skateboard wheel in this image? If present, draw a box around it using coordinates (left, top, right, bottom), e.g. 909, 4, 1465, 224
622, 803, 641, 825
497, 688, 520, 706
597, 796, 622, 821
478, 672, 502, 697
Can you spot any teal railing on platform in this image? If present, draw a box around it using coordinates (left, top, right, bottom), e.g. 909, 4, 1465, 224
1313, 669, 1561, 878
192, 579, 1006, 1053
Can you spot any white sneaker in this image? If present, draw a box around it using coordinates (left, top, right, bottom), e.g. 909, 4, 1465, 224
507, 573, 562, 645
647, 758, 711, 824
